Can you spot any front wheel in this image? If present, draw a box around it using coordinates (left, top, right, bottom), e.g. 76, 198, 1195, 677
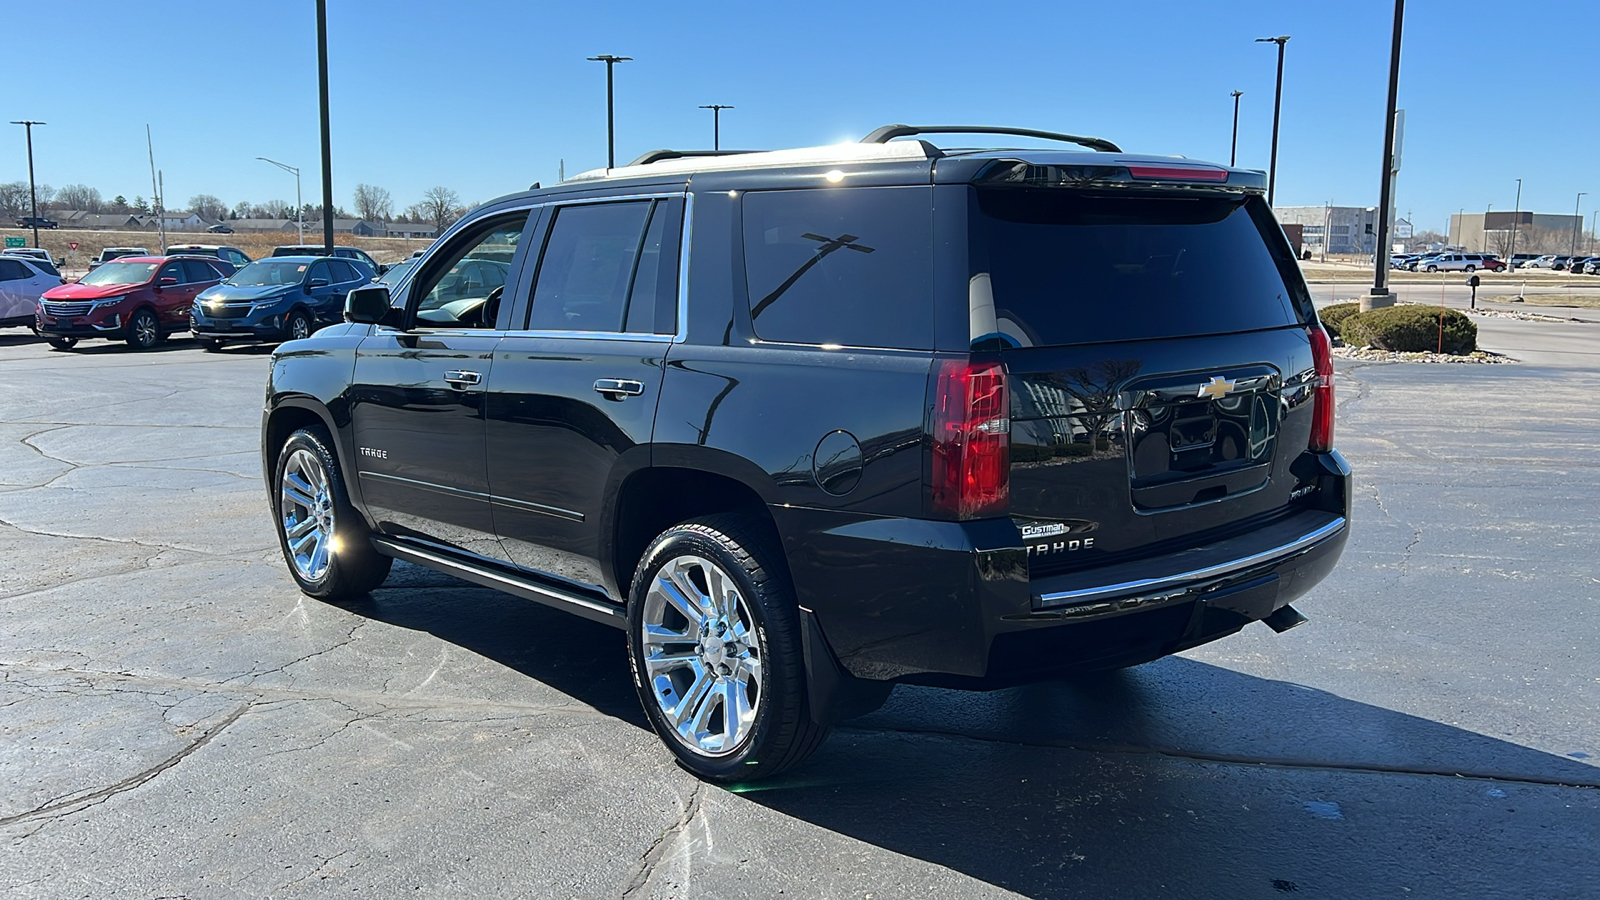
1425, 265, 1438, 273
284, 309, 311, 342
627, 515, 827, 783
1464, 265, 1476, 273
273, 426, 392, 600
126, 308, 160, 350
46, 336, 77, 351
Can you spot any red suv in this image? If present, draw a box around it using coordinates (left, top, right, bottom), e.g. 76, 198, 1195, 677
38, 256, 230, 351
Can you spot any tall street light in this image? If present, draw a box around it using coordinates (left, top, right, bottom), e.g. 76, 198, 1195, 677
257, 157, 304, 243
316, 0, 335, 253
1255, 36, 1290, 207
9, 120, 46, 248
700, 104, 734, 152
588, 54, 632, 168
1364, 1, 1403, 310
1229, 91, 1243, 166
1572, 191, 1587, 256
1508, 178, 1522, 269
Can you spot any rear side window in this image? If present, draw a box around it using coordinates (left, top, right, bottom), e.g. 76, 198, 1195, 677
969, 190, 1301, 348
0, 259, 30, 281
181, 259, 219, 282
528, 200, 662, 334
741, 186, 933, 349
327, 259, 360, 282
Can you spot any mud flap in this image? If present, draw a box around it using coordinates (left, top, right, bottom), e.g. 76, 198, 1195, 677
799, 608, 894, 726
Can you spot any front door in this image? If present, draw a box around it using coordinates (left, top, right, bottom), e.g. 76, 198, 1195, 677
348, 209, 533, 561
486, 196, 683, 599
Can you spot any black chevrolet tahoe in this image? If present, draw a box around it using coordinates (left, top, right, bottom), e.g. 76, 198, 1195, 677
261, 125, 1350, 782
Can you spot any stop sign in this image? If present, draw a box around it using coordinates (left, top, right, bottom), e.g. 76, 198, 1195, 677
68, 241, 79, 251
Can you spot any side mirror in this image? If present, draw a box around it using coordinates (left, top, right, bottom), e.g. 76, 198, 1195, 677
157, 276, 178, 289
376, 264, 389, 275
344, 285, 393, 325
306, 277, 330, 292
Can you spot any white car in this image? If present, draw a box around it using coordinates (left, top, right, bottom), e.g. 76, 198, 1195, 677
1524, 255, 1558, 269
0, 256, 64, 329
1420, 252, 1497, 272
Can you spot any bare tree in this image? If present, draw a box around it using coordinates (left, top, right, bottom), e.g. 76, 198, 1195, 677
352, 183, 393, 223
188, 194, 228, 222
256, 199, 292, 219
419, 186, 462, 233
0, 181, 31, 219
57, 183, 103, 212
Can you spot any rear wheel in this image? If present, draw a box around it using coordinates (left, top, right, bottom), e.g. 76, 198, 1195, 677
1464, 265, 1476, 272
126, 308, 160, 350
273, 426, 392, 600
627, 515, 827, 783
46, 336, 77, 351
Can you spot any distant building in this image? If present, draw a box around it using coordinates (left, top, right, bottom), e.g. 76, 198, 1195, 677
305, 218, 381, 236
1450, 212, 1583, 254
385, 223, 436, 239
226, 218, 302, 233
48, 210, 144, 230
1273, 206, 1381, 255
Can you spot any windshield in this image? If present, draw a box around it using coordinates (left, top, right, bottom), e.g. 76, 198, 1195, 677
377, 259, 413, 285
227, 260, 311, 287
78, 261, 160, 286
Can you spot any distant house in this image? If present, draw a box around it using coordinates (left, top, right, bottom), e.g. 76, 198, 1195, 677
136, 211, 207, 231
49, 210, 143, 229
226, 218, 302, 233
385, 222, 435, 239
305, 218, 380, 236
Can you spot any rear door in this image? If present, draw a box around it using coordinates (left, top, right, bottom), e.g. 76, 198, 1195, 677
963, 186, 1320, 578
484, 195, 683, 599
348, 209, 533, 560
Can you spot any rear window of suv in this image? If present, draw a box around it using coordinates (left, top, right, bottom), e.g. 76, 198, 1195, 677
741, 186, 933, 350
969, 189, 1302, 348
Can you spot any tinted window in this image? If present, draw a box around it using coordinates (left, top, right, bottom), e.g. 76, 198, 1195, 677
327, 259, 359, 282
624, 202, 675, 334
0, 259, 29, 281
741, 186, 933, 349
182, 259, 219, 283
308, 261, 333, 283
157, 261, 185, 283
527, 201, 653, 333
969, 190, 1300, 348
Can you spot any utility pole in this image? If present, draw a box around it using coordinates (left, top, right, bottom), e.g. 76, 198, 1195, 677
316, 0, 335, 253
699, 104, 734, 152
1229, 91, 1243, 166
9, 120, 45, 248
588, 55, 632, 168
1255, 36, 1290, 206
1363, 0, 1403, 311
1508, 178, 1523, 270
147, 126, 165, 252
257, 158, 304, 244
1572, 192, 1587, 256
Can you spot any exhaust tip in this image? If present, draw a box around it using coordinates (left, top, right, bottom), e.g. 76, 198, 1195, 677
1263, 604, 1309, 634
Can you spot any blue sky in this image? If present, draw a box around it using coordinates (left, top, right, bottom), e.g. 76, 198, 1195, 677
9, 0, 1597, 233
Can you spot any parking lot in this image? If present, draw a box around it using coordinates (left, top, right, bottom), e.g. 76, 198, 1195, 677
0, 324, 1597, 898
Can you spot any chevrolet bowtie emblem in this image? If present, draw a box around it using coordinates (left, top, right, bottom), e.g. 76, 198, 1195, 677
1198, 376, 1236, 400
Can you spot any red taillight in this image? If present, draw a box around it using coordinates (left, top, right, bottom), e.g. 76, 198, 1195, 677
1308, 325, 1335, 452
931, 359, 1010, 519
1126, 164, 1230, 183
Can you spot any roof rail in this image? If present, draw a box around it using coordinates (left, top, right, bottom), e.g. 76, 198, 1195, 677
861, 124, 1121, 154
628, 149, 760, 167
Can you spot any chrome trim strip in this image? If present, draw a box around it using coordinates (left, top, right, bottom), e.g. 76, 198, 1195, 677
498, 329, 673, 343
358, 471, 585, 522
1036, 516, 1346, 607
371, 537, 624, 628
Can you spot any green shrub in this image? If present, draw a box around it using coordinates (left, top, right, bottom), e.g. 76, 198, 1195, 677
1341, 305, 1478, 354
1317, 302, 1362, 338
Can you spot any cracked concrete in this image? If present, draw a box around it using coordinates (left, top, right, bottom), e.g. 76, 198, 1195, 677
0, 338, 1597, 898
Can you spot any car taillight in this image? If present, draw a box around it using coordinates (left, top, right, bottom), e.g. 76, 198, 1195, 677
1308, 325, 1335, 452
931, 359, 1010, 519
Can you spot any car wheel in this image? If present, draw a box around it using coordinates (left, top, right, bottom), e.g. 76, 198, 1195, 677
126, 308, 160, 350
1425, 265, 1438, 273
286, 309, 312, 342
273, 426, 392, 600
628, 514, 827, 783
1464, 265, 1475, 272
46, 336, 77, 351
199, 338, 224, 352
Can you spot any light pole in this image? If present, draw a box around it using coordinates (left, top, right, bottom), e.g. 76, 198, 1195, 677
699, 104, 734, 152
9, 120, 45, 248
1229, 90, 1242, 166
1507, 178, 1522, 270
1364, 0, 1403, 310
1255, 36, 1290, 207
1572, 192, 1587, 256
257, 157, 304, 243
588, 54, 632, 168
1591, 210, 1598, 255
316, 0, 335, 253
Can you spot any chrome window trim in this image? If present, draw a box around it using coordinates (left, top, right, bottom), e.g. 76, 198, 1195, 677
359, 470, 585, 522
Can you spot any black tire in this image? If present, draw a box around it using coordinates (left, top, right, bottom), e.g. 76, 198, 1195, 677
1464, 265, 1475, 273
284, 308, 312, 343
126, 308, 160, 350
199, 338, 224, 352
46, 336, 77, 351
272, 426, 392, 600
627, 514, 827, 783
1425, 265, 1438, 273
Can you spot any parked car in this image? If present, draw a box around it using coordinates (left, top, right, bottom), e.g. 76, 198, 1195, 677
37, 256, 229, 351
1524, 255, 1558, 269
190, 255, 373, 351
1571, 256, 1600, 275
1550, 255, 1578, 271
166, 244, 253, 270
1420, 253, 1498, 272
1584, 258, 1600, 275
261, 125, 1351, 782
269, 244, 386, 274
0, 256, 64, 329
206, 223, 235, 234
1509, 253, 1540, 268
375, 256, 415, 286
1406, 254, 1441, 271
2, 247, 58, 265
88, 247, 151, 271
15, 215, 58, 229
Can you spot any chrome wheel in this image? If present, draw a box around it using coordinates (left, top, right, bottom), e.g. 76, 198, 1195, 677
131, 311, 158, 348
641, 555, 764, 757
279, 448, 334, 582
289, 313, 310, 341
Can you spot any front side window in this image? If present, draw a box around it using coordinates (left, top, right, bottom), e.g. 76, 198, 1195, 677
157, 261, 185, 284
412, 212, 528, 328
527, 200, 661, 333
741, 186, 934, 349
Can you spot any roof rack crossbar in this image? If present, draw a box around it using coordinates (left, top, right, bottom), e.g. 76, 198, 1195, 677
628, 148, 761, 167
861, 124, 1121, 154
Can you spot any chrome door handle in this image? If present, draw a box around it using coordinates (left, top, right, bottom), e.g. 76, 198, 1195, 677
594, 378, 645, 399
443, 370, 482, 388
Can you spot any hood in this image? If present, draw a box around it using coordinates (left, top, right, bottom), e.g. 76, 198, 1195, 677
197, 283, 298, 303
42, 282, 143, 301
